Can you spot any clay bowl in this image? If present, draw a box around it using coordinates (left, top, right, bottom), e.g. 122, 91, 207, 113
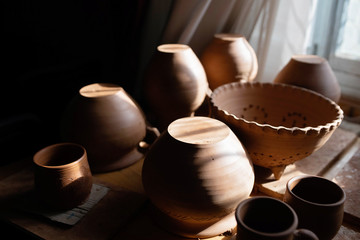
210, 82, 343, 179
274, 55, 341, 103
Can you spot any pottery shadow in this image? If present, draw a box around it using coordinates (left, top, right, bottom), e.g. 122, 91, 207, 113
35, 176, 92, 211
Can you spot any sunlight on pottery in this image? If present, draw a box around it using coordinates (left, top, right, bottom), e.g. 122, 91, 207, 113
274, 55, 341, 103
200, 33, 258, 91
142, 116, 254, 238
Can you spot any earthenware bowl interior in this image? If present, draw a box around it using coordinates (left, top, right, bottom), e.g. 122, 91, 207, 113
213, 83, 339, 129
34, 143, 84, 167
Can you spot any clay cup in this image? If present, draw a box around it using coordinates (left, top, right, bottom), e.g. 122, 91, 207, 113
235, 197, 318, 240
284, 175, 346, 240
33, 143, 93, 210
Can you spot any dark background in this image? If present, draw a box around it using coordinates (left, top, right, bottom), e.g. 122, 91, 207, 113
2, 1, 154, 163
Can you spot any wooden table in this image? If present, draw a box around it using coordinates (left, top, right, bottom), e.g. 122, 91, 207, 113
0, 127, 359, 239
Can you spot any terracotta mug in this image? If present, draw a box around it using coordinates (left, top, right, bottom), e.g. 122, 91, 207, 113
284, 175, 346, 240
33, 143, 93, 210
235, 197, 318, 240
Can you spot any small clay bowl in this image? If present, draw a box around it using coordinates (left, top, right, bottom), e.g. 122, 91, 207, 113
274, 55, 341, 103
210, 82, 343, 179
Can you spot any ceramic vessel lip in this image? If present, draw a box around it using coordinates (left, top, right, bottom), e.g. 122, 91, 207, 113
166, 116, 231, 146
291, 55, 327, 65
33, 142, 87, 169
214, 33, 245, 41
235, 196, 298, 237
157, 44, 190, 53
286, 175, 346, 207
79, 83, 124, 99
210, 82, 344, 136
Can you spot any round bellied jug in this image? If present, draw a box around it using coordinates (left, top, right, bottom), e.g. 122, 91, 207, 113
142, 116, 255, 238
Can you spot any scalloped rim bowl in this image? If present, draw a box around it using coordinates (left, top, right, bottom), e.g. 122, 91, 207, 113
210, 82, 344, 179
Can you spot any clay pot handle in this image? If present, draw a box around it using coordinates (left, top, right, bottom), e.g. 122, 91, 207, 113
294, 229, 319, 240
138, 124, 160, 154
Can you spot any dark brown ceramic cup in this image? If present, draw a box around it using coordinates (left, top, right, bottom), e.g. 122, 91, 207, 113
33, 143, 93, 210
235, 197, 318, 240
284, 175, 346, 240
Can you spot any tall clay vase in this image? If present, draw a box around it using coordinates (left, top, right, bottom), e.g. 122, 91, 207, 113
274, 55, 341, 103
143, 44, 209, 131
200, 33, 258, 91
61, 83, 150, 173
142, 116, 255, 238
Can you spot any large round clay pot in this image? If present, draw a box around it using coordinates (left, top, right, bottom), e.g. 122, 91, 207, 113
274, 55, 341, 103
143, 44, 208, 131
142, 116, 254, 238
61, 83, 152, 173
200, 33, 258, 91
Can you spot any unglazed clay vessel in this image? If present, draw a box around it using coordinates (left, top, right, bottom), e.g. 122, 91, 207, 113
274, 55, 341, 103
284, 175, 346, 240
200, 33, 258, 91
61, 83, 156, 173
143, 44, 209, 131
210, 82, 343, 179
142, 116, 254, 238
234, 197, 318, 240
33, 142, 93, 210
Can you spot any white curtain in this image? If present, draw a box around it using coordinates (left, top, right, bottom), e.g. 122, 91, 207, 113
257, 0, 317, 82
135, 0, 317, 98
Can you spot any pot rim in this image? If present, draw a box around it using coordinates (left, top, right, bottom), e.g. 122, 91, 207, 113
286, 175, 346, 207
210, 81, 344, 136
235, 196, 298, 238
33, 142, 87, 169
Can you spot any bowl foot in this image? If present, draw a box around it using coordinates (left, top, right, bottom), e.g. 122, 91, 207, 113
270, 165, 286, 180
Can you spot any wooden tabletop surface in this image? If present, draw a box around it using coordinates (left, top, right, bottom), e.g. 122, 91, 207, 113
0, 127, 359, 240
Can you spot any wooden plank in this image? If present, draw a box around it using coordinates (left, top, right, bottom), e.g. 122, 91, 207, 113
254, 128, 358, 199
333, 223, 360, 240
0, 168, 147, 240
333, 146, 360, 226
0, 158, 31, 181
112, 203, 234, 240
94, 158, 145, 194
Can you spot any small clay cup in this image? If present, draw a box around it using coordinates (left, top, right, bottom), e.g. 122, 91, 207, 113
33, 143, 93, 210
235, 197, 318, 240
284, 175, 346, 240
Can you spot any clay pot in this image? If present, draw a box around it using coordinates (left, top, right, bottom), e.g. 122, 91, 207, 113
274, 55, 341, 103
142, 116, 254, 238
33, 142, 93, 210
235, 197, 318, 240
210, 82, 343, 179
143, 44, 209, 131
200, 33, 258, 91
61, 83, 158, 173
284, 175, 346, 240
